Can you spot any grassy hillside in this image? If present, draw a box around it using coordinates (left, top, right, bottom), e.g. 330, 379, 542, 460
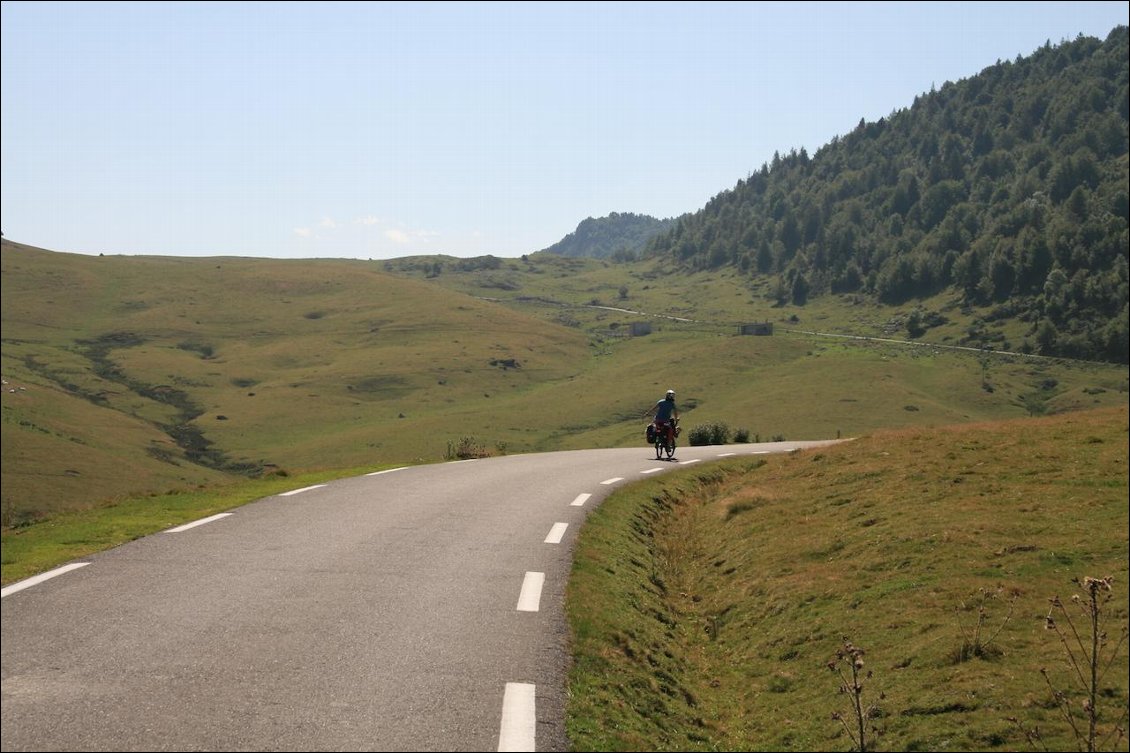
1, 240, 589, 522
566, 405, 1129, 751
3, 241, 1127, 527
381, 251, 1122, 362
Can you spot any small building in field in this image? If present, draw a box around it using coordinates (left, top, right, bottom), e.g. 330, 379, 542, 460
740, 321, 774, 336
629, 321, 652, 337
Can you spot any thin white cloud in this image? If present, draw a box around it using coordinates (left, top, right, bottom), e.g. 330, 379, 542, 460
296, 214, 437, 251
384, 227, 439, 245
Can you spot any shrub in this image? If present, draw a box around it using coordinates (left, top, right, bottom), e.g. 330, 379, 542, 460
688, 422, 731, 446
444, 437, 492, 460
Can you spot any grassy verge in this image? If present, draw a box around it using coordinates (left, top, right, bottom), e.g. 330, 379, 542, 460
0, 463, 405, 585
565, 405, 1129, 751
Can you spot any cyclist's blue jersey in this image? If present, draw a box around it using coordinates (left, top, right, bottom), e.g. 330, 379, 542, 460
654, 398, 676, 423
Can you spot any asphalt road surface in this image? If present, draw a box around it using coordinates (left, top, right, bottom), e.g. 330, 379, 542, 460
2, 440, 841, 752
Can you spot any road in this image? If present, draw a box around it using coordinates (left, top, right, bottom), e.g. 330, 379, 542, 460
1, 440, 841, 752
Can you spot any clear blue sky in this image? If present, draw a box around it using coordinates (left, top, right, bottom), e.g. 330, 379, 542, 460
2, 1, 1127, 260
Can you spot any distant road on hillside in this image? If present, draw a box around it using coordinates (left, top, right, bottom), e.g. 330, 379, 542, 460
482, 295, 1057, 361
1, 440, 841, 752
780, 328, 1057, 361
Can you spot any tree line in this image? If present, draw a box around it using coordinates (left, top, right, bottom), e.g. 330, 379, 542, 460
643, 27, 1129, 364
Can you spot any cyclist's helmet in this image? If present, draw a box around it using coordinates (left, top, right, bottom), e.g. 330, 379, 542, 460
665, 389, 675, 399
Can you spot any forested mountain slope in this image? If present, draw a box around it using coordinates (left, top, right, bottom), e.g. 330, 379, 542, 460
644, 27, 1129, 364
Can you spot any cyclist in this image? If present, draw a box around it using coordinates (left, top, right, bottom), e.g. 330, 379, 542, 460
644, 389, 680, 445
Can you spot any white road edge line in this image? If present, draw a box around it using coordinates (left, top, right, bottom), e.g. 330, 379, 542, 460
498, 682, 536, 752
1, 562, 90, 599
544, 522, 568, 544
569, 493, 592, 507
516, 572, 545, 612
600, 477, 623, 485
680, 458, 702, 465
640, 467, 664, 474
718, 452, 736, 457
366, 467, 406, 476
165, 513, 234, 533
280, 484, 327, 496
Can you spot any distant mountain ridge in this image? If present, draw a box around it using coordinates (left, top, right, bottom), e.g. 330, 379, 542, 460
540, 212, 676, 259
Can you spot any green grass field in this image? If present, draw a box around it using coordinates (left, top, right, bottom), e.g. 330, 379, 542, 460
566, 405, 1129, 752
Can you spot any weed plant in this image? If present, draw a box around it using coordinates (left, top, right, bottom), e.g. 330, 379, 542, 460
950, 586, 1013, 663
829, 638, 884, 752
1012, 576, 1129, 752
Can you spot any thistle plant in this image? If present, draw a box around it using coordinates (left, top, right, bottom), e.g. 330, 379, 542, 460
1012, 575, 1128, 752
829, 638, 884, 752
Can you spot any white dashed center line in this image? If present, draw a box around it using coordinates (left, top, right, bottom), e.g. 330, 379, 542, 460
570, 493, 592, 507
366, 467, 406, 476
165, 513, 233, 532
516, 572, 545, 612
544, 523, 568, 544
279, 484, 327, 496
498, 682, 536, 752
1, 563, 90, 599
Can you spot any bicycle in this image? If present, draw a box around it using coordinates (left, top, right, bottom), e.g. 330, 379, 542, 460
647, 418, 678, 460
